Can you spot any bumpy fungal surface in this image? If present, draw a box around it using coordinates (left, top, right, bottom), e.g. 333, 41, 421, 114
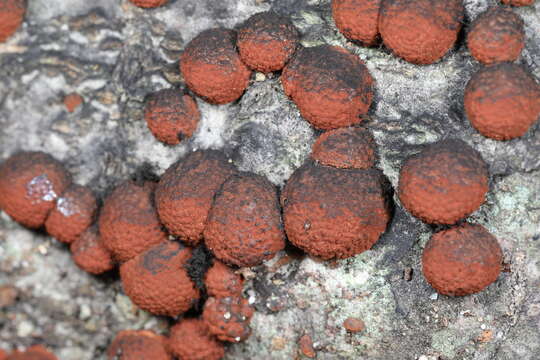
398, 139, 489, 224
63, 93, 83, 113
0, 0, 25, 42
464, 63, 540, 140
70, 226, 115, 275
311, 127, 377, 169
144, 89, 201, 145
106, 330, 171, 360
281, 45, 374, 130
202, 296, 255, 343
205, 260, 244, 299
99, 180, 167, 262
180, 28, 252, 104
128, 0, 168, 8
422, 223, 503, 296
281, 163, 391, 260
467, 7, 525, 65
0, 349, 6, 360
332, 0, 382, 45
119, 241, 199, 317
501, 0, 534, 5
155, 150, 236, 245
45, 184, 97, 244
379, 0, 464, 64
167, 319, 225, 360
204, 173, 286, 267
237, 11, 299, 73
6, 345, 57, 360
0, 151, 71, 229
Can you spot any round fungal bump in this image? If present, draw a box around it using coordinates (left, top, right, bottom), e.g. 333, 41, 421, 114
70, 226, 115, 275
120, 241, 200, 317
281, 45, 374, 130
144, 88, 201, 145
204, 173, 286, 267
128, 0, 168, 8
311, 127, 377, 169
202, 296, 255, 343
379, 0, 464, 64
107, 330, 171, 360
180, 28, 252, 104
501, 0, 535, 6
467, 7, 525, 65
281, 163, 391, 260
464, 63, 540, 140
0, 0, 26, 42
422, 223, 503, 296
398, 139, 489, 225
205, 260, 244, 299
45, 184, 97, 244
0, 151, 71, 229
167, 319, 225, 360
332, 0, 382, 46
237, 11, 299, 73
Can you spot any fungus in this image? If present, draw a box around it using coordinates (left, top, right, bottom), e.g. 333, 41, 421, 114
144, 88, 201, 145
311, 127, 377, 169
0, 0, 25, 42
281, 163, 391, 260
281, 45, 374, 130
128, 0, 168, 8
155, 150, 236, 246
467, 7, 525, 65
70, 226, 115, 275
205, 260, 244, 299
237, 11, 299, 73
464, 63, 540, 140
119, 241, 199, 317
6, 345, 57, 360
99, 180, 167, 262
167, 319, 225, 360
332, 0, 382, 46
180, 28, 252, 104
45, 184, 97, 244
63, 93, 83, 113
204, 173, 286, 267
202, 296, 254, 343
0, 151, 71, 229
343, 317, 365, 333
107, 330, 171, 360
422, 223, 503, 296
398, 139, 488, 224
501, 0, 535, 6
379, 0, 464, 64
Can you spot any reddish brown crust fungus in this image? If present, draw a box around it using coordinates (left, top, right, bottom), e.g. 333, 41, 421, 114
0, 349, 6, 360
467, 7, 525, 65
0, 0, 25, 43
343, 317, 366, 333
204, 173, 285, 267
0, 151, 71, 229
464, 63, 540, 140
99, 180, 167, 263
202, 296, 255, 343
237, 11, 299, 73
204, 260, 244, 298
422, 223, 503, 296
155, 150, 236, 246
144, 89, 201, 145
332, 0, 382, 46
281, 163, 391, 260
63, 93, 83, 113
501, 0, 534, 6
379, 0, 464, 64
6, 345, 57, 360
128, 0, 168, 8
45, 184, 97, 244
119, 241, 199, 317
70, 226, 115, 275
167, 319, 225, 360
180, 28, 252, 104
281, 45, 374, 130
398, 139, 489, 225
107, 330, 171, 360
311, 127, 377, 169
